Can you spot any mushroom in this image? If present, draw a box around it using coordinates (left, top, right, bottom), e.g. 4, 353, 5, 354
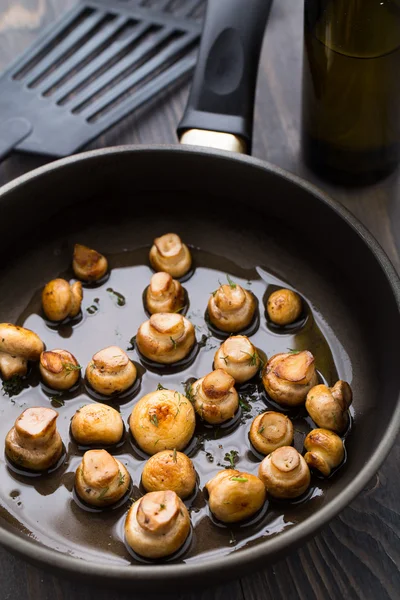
213, 335, 261, 383
71, 403, 124, 446
249, 411, 294, 455
75, 449, 130, 507
125, 490, 190, 559
130, 389, 195, 455
0, 323, 44, 380
42, 278, 83, 322
267, 289, 303, 326
149, 233, 192, 279
205, 469, 266, 523
136, 313, 195, 364
40, 349, 81, 390
258, 446, 311, 499
5, 407, 63, 471
72, 243, 108, 282
85, 346, 137, 396
145, 272, 186, 315
305, 381, 353, 433
262, 351, 318, 406
192, 369, 239, 424
142, 450, 196, 499
207, 283, 257, 333
304, 428, 345, 476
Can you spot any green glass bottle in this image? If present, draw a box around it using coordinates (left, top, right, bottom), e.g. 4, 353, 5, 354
302, 0, 400, 183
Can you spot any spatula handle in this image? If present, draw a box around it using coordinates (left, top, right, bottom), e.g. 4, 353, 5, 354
177, 0, 273, 153
0, 118, 32, 162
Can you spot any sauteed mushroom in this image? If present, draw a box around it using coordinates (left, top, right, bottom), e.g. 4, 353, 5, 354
214, 335, 261, 383
125, 490, 190, 558
267, 289, 302, 326
304, 428, 345, 476
136, 313, 195, 364
149, 233, 192, 278
262, 351, 318, 406
130, 389, 195, 455
0, 324, 44, 380
305, 381, 353, 433
208, 281, 257, 333
75, 449, 130, 507
142, 450, 196, 499
146, 272, 186, 315
42, 279, 83, 322
39, 349, 81, 390
5, 407, 63, 471
71, 403, 124, 446
258, 446, 311, 499
72, 243, 108, 282
249, 411, 294, 455
192, 368, 239, 424
86, 346, 137, 396
205, 469, 266, 523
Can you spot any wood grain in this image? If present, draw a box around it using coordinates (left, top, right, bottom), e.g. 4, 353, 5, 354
0, 0, 399, 599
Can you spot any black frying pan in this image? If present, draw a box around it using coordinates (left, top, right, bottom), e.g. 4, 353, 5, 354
0, 0, 399, 591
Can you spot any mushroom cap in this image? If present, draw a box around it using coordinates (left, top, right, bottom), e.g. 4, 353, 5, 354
208, 285, 257, 333
136, 313, 195, 364
86, 346, 137, 396
69, 281, 83, 318
71, 403, 124, 446
213, 335, 261, 383
130, 390, 196, 455
305, 381, 352, 433
193, 369, 239, 424
42, 279, 73, 322
0, 323, 44, 361
40, 348, 81, 390
262, 351, 318, 406
125, 490, 190, 558
149, 233, 192, 278
258, 446, 311, 498
142, 450, 196, 499
249, 411, 294, 455
267, 289, 302, 326
75, 449, 130, 507
304, 428, 345, 476
146, 272, 186, 315
72, 244, 108, 282
5, 407, 63, 471
205, 469, 266, 523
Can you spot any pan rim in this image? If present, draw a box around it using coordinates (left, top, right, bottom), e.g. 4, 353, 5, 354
0, 144, 399, 583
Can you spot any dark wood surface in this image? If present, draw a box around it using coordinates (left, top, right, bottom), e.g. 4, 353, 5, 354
0, 1, 399, 598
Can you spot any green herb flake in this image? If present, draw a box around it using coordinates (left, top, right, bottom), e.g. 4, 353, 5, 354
287, 348, 301, 354
98, 486, 109, 500
51, 396, 65, 408
170, 336, 177, 349
226, 275, 237, 289
230, 476, 248, 483
118, 471, 125, 487
62, 362, 82, 373
239, 397, 251, 412
157, 383, 167, 391
150, 413, 159, 427
126, 336, 136, 351
159, 503, 166, 511
220, 355, 229, 365
1, 375, 25, 398
258, 425, 265, 435
224, 450, 239, 469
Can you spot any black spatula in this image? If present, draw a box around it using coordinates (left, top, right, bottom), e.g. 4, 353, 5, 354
0, 0, 204, 162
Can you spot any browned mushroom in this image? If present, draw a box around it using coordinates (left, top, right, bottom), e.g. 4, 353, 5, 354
5, 407, 63, 471
192, 369, 239, 424
213, 335, 261, 383
146, 272, 186, 314
42, 278, 83, 322
305, 381, 353, 433
262, 351, 318, 406
267, 289, 302, 326
258, 446, 311, 498
40, 349, 81, 390
142, 450, 196, 499
208, 282, 257, 333
72, 243, 108, 282
125, 490, 191, 558
75, 449, 130, 507
205, 469, 266, 523
136, 313, 195, 364
149, 233, 192, 278
249, 411, 294, 455
71, 403, 124, 446
85, 346, 137, 395
304, 428, 345, 476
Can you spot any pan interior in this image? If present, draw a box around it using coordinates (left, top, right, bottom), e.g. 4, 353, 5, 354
0, 188, 377, 567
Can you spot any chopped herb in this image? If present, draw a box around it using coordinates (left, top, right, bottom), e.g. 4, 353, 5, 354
220, 355, 229, 365
211, 289, 218, 297
98, 486, 109, 500
226, 274, 237, 289
174, 306, 185, 313
118, 471, 125, 486
173, 448, 177, 463
154, 439, 160, 446
62, 362, 82, 373
86, 304, 99, 315
51, 397, 65, 408
1, 375, 25, 398
157, 383, 167, 391
150, 413, 159, 427
106, 287, 126, 307
224, 450, 239, 469
287, 348, 301, 354
241, 350, 259, 367
170, 336, 177, 349
198, 332, 213, 349
126, 336, 136, 351
239, 397, 251, 412
185, 383, 196, 403
230, 476, 248, 482
159, 503, 166, 510
258, 425, 265, 435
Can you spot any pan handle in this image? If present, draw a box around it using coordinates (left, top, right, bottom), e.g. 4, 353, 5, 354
177, 0, 273, 154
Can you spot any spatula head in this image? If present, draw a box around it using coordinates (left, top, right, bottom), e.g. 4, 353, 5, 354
0, 0, 204, 157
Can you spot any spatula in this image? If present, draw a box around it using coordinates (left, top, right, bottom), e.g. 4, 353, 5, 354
0, 0, 204, 162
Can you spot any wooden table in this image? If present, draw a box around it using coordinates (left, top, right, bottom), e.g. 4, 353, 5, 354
0, 1, 399, 598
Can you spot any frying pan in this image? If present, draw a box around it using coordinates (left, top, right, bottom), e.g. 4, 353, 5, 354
0, 0, 399, 591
